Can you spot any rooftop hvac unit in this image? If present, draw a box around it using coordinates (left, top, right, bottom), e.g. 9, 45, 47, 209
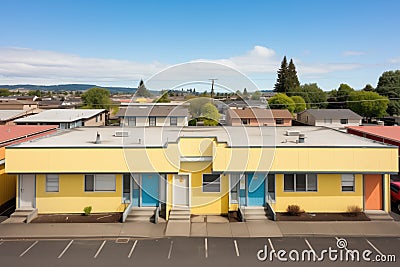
114, 131, 129, 137
286, 130, 300, 136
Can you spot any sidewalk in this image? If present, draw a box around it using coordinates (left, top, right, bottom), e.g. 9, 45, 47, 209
0, 220, 399, 240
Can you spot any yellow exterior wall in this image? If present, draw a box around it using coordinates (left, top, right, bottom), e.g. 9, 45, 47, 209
178, 138, 214, 157
180, 162, 229, 215
35, 174, 124, 214
214, 147, 398, 173
0, 164, 16, 206
272, 174, 363, 213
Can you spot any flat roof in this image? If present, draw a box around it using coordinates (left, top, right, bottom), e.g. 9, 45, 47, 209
346, 126, 400, 143
9, 126, 394, 148
14, 109, 106, 123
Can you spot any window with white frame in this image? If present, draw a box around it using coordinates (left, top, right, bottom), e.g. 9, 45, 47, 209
149, 117, 156, 126
46, 174, 59, 192
128, 117, 136, 126
85, 174, 116, 192
341, 174, 355, 192
170, 116, 178, 126
284, 173, 317, 192
202, 174, 220, 193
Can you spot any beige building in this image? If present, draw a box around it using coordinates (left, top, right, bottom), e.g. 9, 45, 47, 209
226, 107, 292, 126
14, 109, 107, 129
297, 109, 362, 128
116, 104, 189, 127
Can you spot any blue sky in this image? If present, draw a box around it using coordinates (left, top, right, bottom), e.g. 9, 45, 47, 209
1, 0, 399, 91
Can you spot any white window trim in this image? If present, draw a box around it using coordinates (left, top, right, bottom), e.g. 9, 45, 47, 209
283, 173, 318, 192
46, 174, 59, 192
202, 174, 221, 193
84, 174, 116, 192
341, 174, 355, 192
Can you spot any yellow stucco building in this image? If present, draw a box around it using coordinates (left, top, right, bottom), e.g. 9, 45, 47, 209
5, 126, 398, 221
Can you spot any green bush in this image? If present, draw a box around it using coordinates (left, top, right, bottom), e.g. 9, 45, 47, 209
83, 206, 92, 216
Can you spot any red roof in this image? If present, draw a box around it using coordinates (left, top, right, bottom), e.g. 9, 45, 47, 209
0, 125, 58, 145
346, 126, 400, 142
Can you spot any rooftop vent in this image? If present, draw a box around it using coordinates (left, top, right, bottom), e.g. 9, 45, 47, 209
298, 133, 306, 143
286, 130, 300, 136
95, 132, 101, 144
114, 131, 130, 137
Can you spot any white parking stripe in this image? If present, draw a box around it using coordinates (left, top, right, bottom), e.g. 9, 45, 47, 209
128, 240, 138, 259
205, 238, 208, 258
167, 241, 173, 259
366, 239, 384, 256
19, 241, 38, 257
57, 240, 73, 259
94, 240, 106, 258
268, 238, 276, 256
304, 238, 315, 252
233, 240, 240, 257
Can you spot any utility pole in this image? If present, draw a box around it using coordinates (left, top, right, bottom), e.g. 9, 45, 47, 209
209, 78, 218, 99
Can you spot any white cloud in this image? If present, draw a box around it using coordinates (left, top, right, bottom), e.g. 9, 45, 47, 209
389, 57, 400, 64
342, 50, 365, 56
0, 46, 364, 89
0, 47, 166, 86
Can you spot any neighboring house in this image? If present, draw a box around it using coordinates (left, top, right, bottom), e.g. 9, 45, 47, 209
14, 109, 107, 129
116, 104, 189, 126
0, 99, 38, 110
5, 126, 396, 220
0, 125, 57, 210
346, 125, 400, 163
226, 107, 292, 126
297, 109, 362, 128
0, 110, 36, 125
38, 100, 65, 110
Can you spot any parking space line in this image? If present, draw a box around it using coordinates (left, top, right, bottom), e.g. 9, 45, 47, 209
58, 240, 74, 259
268, 238, 276, 256
233, 240, 240, 257
167, 241, 173, 259
366, 239, 384, 256
128, 240, 138, 259
304, 238, 316, 253
94, 240, 106, 259
205, 238, 208, 258
19, 241, 38, 257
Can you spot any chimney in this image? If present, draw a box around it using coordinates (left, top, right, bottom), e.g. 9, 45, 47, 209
95, 132, 101, 144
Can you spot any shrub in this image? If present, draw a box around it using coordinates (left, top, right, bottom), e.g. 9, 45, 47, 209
83, 206, 92, 216
346, 205, 362, 216
286, 205, 304, 216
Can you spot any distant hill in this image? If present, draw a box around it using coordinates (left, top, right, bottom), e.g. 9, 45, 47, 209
0, 84, 160, 94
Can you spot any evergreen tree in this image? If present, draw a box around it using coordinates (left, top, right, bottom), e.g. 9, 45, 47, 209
274, 56, 289, 93
287, 59, 300, 90
136, 79, 152, 97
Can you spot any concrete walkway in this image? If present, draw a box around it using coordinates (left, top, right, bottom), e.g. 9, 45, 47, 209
0, 220, 399, 239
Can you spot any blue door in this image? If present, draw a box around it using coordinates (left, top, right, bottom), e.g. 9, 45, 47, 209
247, 173, 265, 206
141, 174, 159, 206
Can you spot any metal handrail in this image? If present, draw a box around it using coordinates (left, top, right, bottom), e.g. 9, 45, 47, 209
122, 202, 133, 222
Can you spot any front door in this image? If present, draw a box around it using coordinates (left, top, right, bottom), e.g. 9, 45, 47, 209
364, 174, 383, 210
19, 174, 35, 208
247, 173, 265, 206
173, 174, 189, 207
141, 174, 159, 206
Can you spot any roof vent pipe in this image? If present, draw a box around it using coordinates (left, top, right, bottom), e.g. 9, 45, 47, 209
298, 133, 305, 143
95, 132, 101, 144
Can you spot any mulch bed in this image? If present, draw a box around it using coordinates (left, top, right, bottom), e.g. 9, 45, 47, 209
228, 211, 241, 222
31, 213, 122, 223
276, 212, 370, 221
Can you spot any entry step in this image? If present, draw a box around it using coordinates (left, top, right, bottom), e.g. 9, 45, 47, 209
365, 210, 394, 221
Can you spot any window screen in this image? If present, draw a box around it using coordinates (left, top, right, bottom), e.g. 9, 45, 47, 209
203, 174, 220, 192
284, 174, 295, 191
341, 174, 355, 192
46, 174, 59, 192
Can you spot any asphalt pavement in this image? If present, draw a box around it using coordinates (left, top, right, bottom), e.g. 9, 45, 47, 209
0, 237, 398, 267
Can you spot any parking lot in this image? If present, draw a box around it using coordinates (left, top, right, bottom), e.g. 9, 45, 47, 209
0, 237, 398, 266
